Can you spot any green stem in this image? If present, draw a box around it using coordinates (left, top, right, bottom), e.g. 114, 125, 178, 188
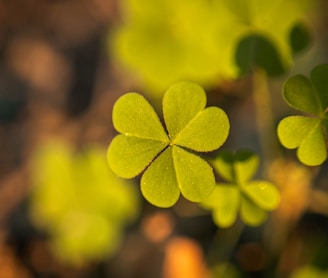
252, 68, 280, 171
206, 221, 244, 268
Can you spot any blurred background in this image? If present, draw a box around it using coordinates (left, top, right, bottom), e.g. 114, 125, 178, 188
1, 0, 328, 277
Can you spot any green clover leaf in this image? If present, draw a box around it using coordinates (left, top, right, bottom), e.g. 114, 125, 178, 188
107, 81, 230, 207
201, 150, 280, 228
277, 64, 328, 166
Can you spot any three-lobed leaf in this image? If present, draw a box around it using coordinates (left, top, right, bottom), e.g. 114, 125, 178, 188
201, 150, 280, 227
278, 64, 328, 166
107, 81, 230, 207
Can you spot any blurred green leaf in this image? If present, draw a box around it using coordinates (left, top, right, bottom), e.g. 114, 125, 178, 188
236, 35, 285, 76
29, 142, 140, 265
242, 181, 280, 210
212, 150, 259, 184
202, 185, 240, 228
201, 150, 279, 228
290, 265, 328, 278
210, 262, 241, 278
111, 0, 310, 92
108, 81, 229, 207
290, 23, 311, 54
240, 196, 267, 226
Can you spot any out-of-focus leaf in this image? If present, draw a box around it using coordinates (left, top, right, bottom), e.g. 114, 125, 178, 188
111, 0, 311, 92
29, 142, 140, 265
212, 150, 259, 184
201, 185, 240, 228
240, 197, 267, 226
202, 150, 279, 228
242, 181, 280, 210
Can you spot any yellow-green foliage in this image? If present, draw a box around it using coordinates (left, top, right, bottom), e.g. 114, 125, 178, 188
29, 141, 140, 265
111, 0, 310, 93
107, 81, 229, 207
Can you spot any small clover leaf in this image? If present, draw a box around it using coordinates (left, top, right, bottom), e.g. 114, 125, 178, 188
201, 150, 280, 228
107, 81, 230, 208
277, 64, 328, 166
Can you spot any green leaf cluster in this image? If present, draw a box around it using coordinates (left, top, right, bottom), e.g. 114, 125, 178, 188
29, 142, 140, 265
278, 64, 328, 166
107, 81, 230, 208
111, 0, 310, 92
201, 150, 280, 228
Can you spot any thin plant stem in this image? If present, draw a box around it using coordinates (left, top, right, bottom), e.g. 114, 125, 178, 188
206, 221, 245, 269
252, 68, 281, 171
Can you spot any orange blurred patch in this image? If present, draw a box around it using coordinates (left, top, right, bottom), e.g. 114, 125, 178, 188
268, 158, 314, 224
0, 247, 30, 278
163, 237, 210, 278
141, 211, 175, 243
6, 37, 71, 96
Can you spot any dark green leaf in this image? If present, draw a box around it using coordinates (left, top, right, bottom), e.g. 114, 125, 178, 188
235, 35, 285, 76
283, 75, 322, 115
310, 64, 328, 111
290, 23, 311, 54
